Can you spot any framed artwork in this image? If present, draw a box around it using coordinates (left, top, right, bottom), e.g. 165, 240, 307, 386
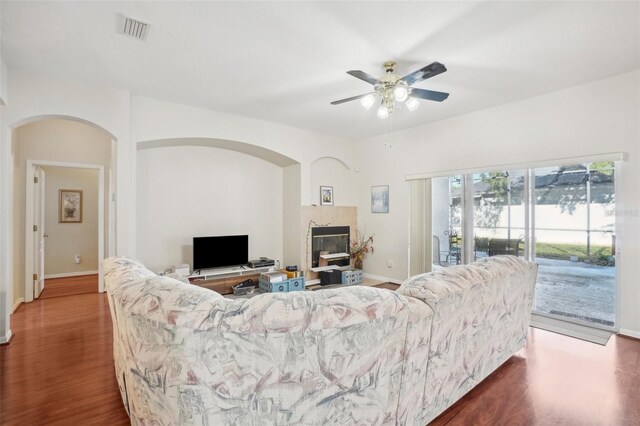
371, 185, 389, 213
59, 189, 83, 223
320, 186, 334, 206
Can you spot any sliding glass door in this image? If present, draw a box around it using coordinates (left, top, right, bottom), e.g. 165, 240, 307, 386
431, 175, 462, 266
472, 170, 526, 261
425, 160, 617, 329
532, 162, 616, 327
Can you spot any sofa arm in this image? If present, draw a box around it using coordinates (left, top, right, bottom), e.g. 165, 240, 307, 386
397, 297, 434, 426
103, 256, 156, 293
103, 256, 158, 414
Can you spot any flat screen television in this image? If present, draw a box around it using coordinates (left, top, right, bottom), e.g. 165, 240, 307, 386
193, 235, 249, 270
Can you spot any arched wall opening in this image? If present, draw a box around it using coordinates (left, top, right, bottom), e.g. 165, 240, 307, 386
10, 115, 118, 140
10, 117, 116, 307
136, 138, 299, 273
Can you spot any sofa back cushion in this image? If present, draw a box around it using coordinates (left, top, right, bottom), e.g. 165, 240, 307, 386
109, 268, 433, 425
397, 255, 537, 423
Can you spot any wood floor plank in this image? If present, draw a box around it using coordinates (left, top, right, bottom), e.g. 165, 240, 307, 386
0, 287, 129, 425
2, 279, 639, 425
39, 274, 98, 299
430, 332, 640, 425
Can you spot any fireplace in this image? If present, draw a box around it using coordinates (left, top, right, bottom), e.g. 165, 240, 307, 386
311, 226, 350, 268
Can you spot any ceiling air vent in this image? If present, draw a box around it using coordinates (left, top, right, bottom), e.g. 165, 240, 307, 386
122, 16, 148, 40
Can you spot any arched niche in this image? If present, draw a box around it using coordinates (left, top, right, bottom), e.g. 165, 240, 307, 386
137, 137, 298, 167
310, 156, 354, 206
135, 137, 301, 273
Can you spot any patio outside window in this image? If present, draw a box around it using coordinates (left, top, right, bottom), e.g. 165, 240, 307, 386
427, 161, 617, 330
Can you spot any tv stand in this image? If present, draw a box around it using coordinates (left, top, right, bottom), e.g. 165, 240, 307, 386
190, 265, 255, 279
188, 266, 271, 295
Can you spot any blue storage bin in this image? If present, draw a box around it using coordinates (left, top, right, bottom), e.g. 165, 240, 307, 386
341, 269, 363, 285
288, 277, 305, 292
259, 279, 289, 293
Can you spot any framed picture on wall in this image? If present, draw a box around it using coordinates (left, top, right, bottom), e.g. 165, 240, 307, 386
371, 185, 389, 213
320, 186, 334, 206
59, 189, 83, 223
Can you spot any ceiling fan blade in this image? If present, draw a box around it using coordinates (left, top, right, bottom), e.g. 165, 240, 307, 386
346, 70, 381, 85
401, 62, 447, 86
330, 93, 373, 105
410, 88, 449, 102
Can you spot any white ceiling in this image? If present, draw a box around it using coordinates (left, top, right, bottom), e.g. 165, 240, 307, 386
3, 1, 639, 140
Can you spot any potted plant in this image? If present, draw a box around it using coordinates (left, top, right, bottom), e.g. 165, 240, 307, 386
351, 231, 374, 270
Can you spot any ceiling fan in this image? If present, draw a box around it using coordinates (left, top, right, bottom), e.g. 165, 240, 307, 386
331, 61, 449, 119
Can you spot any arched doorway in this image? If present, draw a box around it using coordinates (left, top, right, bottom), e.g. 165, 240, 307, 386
10, 117, 116, 304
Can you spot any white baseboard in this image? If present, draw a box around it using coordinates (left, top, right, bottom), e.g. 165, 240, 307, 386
363, 273, 404, 285
0, 329, 13, 345
618, 328, 640, 339
12, 297, 24, 313
44, 270, 98, 279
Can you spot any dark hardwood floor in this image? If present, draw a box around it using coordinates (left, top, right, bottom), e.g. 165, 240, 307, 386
431, 331, 640, 425
1, 291, 129, 425
1, 279, 638, 425
39, 274, 98, 299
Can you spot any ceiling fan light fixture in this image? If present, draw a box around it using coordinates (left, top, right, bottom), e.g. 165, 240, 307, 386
377, 104, 390, 119
331, 61, 448, 117
405, 97, 420, 112
360, 94, 376, 110
393, 86, 409, 102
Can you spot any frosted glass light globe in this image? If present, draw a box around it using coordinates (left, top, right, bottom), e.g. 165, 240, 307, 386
360, 94, 375, 110
377, 105, 389, 119
393, 86, 409, 102
405, 97, 420, 112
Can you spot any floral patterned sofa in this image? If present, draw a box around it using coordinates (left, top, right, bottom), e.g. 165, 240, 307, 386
104, 255, 536, 425
396, 255, 538, 423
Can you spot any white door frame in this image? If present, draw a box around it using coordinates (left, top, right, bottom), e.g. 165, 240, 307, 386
33, 166, 46, 298
24, 160, 106, 302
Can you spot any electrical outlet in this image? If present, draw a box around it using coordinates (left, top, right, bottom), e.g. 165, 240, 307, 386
387, 260, 393, 268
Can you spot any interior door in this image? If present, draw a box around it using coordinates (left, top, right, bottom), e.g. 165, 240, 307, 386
33, 166, 46, 298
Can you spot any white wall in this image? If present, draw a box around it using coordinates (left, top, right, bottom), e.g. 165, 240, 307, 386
12, 119, 111, 303
130, 96, 355, 206
1, 69, 356, 328
136, 145, 283, 273
6, 70, 133, 255
0, 60, 7, 106
283, 164, 302, 267
0, 0, 10, 341
356, 70, 640, 335
42, 167, 99, 276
